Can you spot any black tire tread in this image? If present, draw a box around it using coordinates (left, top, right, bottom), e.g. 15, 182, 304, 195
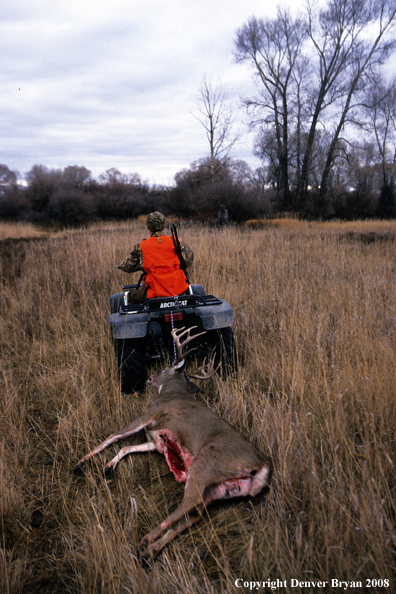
115, 338, 145, 393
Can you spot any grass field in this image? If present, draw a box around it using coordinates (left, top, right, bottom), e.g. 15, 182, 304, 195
0, 219, 395, 593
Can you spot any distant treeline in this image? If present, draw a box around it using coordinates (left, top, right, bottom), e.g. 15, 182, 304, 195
0, 157, 395, 227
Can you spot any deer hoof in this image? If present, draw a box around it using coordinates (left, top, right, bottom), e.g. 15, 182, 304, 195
138, 551, 153, 569
139, 536, 160, 560
73, 462, 86, 476
139, 544, 158, 561
104, 465, 114, 478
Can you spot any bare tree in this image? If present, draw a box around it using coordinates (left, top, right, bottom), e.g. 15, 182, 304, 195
364, 78, 396, 187
194, 78, 241, 183
62, 165, 92, 187
235, 0, 396, 214
0, 164, 18, 188
98, 167, 127, 185
362, 77, 396, 216
235, 9, 308, 209
305, 0, 396, 209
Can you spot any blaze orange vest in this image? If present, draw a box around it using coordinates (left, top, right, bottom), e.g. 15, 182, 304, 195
140, 235, 189, 298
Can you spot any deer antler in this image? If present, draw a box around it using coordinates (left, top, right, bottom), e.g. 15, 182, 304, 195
171, 326, 206, 365
188, 353, 218, 380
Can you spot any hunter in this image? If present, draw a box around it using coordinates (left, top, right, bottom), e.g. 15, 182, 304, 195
117, 211, 194, 303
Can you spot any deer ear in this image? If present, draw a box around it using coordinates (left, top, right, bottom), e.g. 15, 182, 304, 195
173, 359, 185, 372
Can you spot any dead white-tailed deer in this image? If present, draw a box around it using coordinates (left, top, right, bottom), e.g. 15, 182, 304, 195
74, 327, 271, 558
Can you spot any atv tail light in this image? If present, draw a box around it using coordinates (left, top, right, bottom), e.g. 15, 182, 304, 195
164, 312, 183, 322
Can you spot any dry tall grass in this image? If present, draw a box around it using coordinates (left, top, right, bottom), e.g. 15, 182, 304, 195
0, 222, 55, 241
0, 219, 395, 593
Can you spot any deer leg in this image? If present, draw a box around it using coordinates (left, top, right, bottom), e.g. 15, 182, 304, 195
140, 511, 203, 558
139, 474, 206, 551
104, 442, 157, 476
73, 416, 150, 473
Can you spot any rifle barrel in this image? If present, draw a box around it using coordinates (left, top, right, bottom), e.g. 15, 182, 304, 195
171, 224, 189, 283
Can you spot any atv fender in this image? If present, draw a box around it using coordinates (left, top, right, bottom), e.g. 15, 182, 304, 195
109, 312, 150, 339
193, 301, 233, 330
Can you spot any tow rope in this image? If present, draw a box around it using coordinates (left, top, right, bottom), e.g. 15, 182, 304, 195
171, 295, 180, 364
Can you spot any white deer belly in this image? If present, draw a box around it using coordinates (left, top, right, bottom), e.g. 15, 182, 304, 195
205, 476, 255, 503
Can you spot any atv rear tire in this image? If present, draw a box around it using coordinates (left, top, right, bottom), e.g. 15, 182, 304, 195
208, 326, 237, 377
115, 338, 145, 393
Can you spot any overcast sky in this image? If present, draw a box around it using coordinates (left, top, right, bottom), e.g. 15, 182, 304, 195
1, 0, 302, 186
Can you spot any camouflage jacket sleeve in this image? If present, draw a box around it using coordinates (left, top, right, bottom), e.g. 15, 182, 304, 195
117, 243, 143, 273
179, 240, 194, 268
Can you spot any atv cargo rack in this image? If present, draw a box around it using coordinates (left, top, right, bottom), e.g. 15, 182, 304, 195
118, 293, 223, 315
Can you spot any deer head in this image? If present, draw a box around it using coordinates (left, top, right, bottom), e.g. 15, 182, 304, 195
147, 327, 215, 393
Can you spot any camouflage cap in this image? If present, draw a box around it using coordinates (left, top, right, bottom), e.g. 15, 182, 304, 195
146, 211, 165, 231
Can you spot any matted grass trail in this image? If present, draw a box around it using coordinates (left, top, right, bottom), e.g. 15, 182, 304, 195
0, 219, 395, 593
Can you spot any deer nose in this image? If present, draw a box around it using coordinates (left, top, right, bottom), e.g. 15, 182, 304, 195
147, 373, 158, 385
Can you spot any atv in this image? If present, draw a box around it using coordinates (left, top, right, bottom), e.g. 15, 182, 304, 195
109, 283, 236, 393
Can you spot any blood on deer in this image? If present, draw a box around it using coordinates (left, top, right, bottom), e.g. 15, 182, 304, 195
73, 327, 271, 558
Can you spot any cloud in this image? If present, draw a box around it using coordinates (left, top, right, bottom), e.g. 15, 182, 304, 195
0, 0, 294, 185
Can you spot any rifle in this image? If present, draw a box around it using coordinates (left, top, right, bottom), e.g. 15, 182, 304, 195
171, 223, 190, 284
